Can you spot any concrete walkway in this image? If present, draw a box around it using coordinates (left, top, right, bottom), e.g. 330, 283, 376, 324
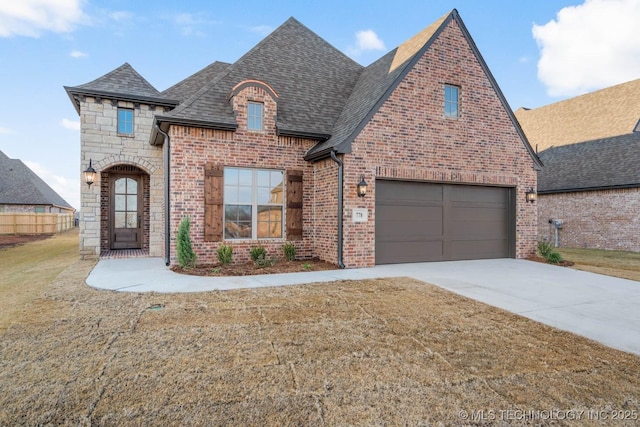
87, 258, 640, 356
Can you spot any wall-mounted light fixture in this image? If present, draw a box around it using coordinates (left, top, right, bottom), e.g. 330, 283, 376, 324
356, 175, 368, 198
83, 159, 97, 188
525, 187, 537, 203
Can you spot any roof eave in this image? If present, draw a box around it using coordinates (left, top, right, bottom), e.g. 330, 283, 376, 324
64, 86, 179, 112
150, 116, 238, 146
539, 183, 640, 194
277, 127, 330, 142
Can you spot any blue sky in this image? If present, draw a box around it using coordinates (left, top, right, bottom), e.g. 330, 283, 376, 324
1, 0, 639, 210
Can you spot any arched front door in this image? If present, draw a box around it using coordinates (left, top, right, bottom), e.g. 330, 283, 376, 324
110, 174, 142, 249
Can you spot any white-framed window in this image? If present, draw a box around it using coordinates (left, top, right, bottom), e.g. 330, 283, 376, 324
444, 84, 459, 118
247, 101, 263, 131
118, 108, 134, 135
223, 167, 284, 239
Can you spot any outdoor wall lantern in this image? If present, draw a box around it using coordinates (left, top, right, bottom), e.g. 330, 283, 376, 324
356, 175, 368, 197
525, 187, 537, 203
83, 159, 97, 188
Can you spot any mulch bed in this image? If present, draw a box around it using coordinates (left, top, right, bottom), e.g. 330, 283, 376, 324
526, 255, 575, 267
171, 258, 339, 276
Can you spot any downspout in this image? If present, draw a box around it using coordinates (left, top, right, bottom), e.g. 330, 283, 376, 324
155, 124, 171, 266
330, 150, 345, 269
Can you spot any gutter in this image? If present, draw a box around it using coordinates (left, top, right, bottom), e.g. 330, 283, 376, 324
155, 123, 171, 266
330, 150, 345, 269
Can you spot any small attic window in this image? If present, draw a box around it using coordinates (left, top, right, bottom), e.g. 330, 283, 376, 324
444, 84, 459, 118
247, 102, 263, 131
118, 108, 134, 135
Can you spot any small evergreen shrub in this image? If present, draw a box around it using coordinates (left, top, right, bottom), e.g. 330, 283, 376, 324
176, 216, 196, 268
254, 253, 277, 268
283, 242, 296, 261
217, 244, 233, 265
250, 245, 267, 262
546, 251, 563, 264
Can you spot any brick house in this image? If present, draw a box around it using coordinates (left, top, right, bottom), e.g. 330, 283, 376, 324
536, 133, 640, 251
515, 79, 640, 252
65, 10, 540, 267
0, 150, 74, 215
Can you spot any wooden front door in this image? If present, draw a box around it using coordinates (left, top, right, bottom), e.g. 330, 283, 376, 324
110, 174, 142, 249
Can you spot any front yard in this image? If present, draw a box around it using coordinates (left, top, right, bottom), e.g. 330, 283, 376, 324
1, 245, 639, 425
557, 247, 640, 282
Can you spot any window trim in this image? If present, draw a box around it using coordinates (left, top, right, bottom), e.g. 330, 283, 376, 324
444, 84, 460, 118
223, 167, 284, 240
117, 108, 134, 136
247, 101, 264, 131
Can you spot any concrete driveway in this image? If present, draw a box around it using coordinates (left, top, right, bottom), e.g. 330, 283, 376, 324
87, 258, 640, 356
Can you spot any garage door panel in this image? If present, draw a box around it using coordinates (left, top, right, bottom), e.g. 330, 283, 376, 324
451, 239, 509, 259
376, 241, 444, 264
376, 180, 513, 264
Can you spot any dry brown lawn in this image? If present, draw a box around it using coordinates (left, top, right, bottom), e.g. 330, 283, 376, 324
558, 247, 640, 282
1, 250, 640, 425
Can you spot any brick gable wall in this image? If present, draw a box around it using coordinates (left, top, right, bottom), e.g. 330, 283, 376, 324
538, 189, 640, 252
341, 19, 537, 267
168, 84, 318, 265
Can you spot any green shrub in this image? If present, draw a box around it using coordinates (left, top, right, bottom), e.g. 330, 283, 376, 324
546, 251, 563, 264
217, 244, 233, 265
537, 240, 563, 264
254, 253, 277, 268
250, 245, 267, 262
283, 242, 296, 261
176, 216, 196, 268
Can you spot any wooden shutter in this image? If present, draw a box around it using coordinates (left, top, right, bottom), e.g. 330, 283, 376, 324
204, 164, 223, 242
286, 170, 303, 241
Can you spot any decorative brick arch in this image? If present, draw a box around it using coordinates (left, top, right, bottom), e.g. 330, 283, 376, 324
95, 155, 156, 175
228, 79, 279, 101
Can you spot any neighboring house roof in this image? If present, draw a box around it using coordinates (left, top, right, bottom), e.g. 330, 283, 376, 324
0, 150, 74, 210
65, 63, 179, 114
515, 78, 640, 151
537, 132, 640, 194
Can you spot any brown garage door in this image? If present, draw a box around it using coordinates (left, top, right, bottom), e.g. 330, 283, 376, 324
375, 180, 514, 264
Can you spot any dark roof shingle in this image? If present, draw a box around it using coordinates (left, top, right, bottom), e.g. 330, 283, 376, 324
0, 151, 74, 209
160, 17, 363, 137
538, 132, 640, 193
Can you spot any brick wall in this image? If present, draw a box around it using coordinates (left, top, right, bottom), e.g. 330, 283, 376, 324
78, 97, 164, 259
538, 188, 640, 252
168, 82, 317, 265
341, 18, 538, 267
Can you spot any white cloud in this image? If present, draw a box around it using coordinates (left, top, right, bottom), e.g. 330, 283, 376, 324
0, 0, 87, 38
355, 29, 386, 51
69, 49, 87, 58
24, 161, 80, 210
346, 29, 386, 59
533, 0, 640, 97
61, 118, 80, 131
0, 126, 14, 135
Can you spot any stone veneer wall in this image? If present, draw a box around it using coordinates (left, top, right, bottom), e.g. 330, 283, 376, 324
78, 97, 165, 259
340, 18, 538, 267
538, 188, 640, 252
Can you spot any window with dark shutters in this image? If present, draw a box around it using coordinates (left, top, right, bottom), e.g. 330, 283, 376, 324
286, 170, 303, 241
204, 163, 223, 241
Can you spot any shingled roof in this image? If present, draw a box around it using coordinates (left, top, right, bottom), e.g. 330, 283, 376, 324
153, 17, 363, 141
0, 151, 74, 210
161, 61, 231, 102
515, 78, 640, 152
537, 132, 640, 193
65, 63, 178, 114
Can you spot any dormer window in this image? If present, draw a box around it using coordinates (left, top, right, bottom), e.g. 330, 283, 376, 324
247, 101, 263, 131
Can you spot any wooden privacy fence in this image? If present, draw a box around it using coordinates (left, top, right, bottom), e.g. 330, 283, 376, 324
0, 213, 75, 235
